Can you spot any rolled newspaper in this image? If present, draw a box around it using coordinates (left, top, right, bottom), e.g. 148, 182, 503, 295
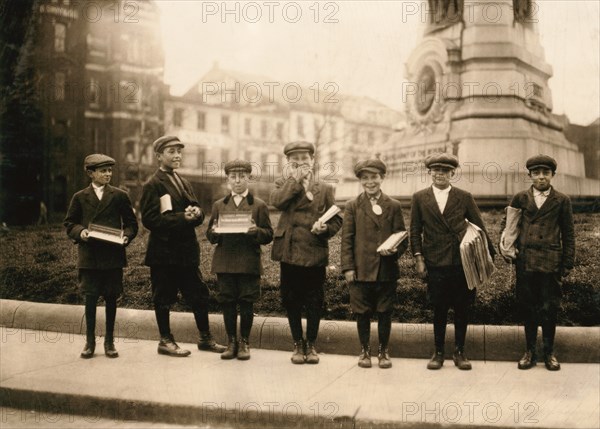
317, 205, 341, 224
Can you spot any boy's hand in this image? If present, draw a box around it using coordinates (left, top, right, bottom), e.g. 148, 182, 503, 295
344, 270, 356, 283
122, 236, 129, 246
415, 255, 427, 279
80, 229, 89, 242
246, 219, 258, 236
311, 220, 327, 235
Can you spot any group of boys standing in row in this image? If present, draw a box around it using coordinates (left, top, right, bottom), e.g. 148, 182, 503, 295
65, 136, 574, 372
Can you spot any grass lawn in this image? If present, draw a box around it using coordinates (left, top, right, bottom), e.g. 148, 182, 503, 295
1, 211, 598, 326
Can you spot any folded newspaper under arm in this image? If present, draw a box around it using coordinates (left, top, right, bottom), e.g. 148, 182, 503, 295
213, 212, 253, 234
499, 206, 522, 260
317, 205, 341, 224
376, 231, 408, 253
460, 220, 496, 290
87, 223, 125, 245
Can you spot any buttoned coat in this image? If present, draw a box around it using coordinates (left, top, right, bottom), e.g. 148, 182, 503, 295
140, 169, 204, 267
206, 193, 273, 275
410, 186, 496, 268
271, 177, 342, 267
64, 184, 138, 269
501, 186, 575, 274
341, 192, 408, 282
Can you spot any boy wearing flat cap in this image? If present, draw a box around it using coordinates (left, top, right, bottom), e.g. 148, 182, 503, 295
64, 154, 138, 358
341, 159, 408, 369
271, 141, 342, 364
206, 160, 273, 360
410, 153, 495, 370
500, 154, 574, 371
140, 135, 225, 357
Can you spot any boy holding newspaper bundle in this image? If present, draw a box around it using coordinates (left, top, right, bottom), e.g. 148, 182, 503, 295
341, 159, 408, 369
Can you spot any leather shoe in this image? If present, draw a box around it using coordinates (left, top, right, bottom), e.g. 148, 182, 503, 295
158, 336, 191, 357
544, 353, 561, 371
378, 345, 392, 369
453, 349, 472, 370
198, 332, 227, 353
237, 338, 251, 361
291, 341, 305, 364
358, 346, 372, 368
221, 336, 238, 360
80, 342, 95, 359
518, 350, 537, 370
427, 351, 444, 370
104, 341, 119, 358
305, 341, 319, 364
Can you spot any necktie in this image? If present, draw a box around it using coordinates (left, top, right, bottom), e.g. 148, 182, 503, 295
165, 171, 185, 197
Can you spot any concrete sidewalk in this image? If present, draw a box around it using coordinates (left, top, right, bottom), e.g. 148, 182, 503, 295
1, 327, 599, 428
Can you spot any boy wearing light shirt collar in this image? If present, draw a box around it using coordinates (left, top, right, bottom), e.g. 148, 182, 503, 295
207, 160, 273, 360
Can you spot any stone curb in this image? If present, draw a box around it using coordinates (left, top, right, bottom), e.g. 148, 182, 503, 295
1, 299, 598, 362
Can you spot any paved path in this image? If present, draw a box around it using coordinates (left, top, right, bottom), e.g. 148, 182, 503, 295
1, 328, 598, 428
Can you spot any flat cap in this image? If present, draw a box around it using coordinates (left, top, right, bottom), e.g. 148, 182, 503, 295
224, 160, 252, 175
84, 153, 115, 170
425, 153, 459, 169
153, 135, 184, 153
526, 154, 557, 172
283, 141, 315, 157
354, 158, 387, 177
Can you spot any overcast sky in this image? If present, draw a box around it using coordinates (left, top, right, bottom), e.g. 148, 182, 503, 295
156, 1, 599, 125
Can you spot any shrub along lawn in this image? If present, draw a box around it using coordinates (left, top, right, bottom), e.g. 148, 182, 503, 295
1, 211, 598, 326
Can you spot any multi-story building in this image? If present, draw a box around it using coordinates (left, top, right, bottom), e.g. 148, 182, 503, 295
12, 0, 165, 218
164, 63, 403, 196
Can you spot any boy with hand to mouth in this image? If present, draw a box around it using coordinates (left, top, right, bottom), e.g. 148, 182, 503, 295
341, 159, 408, 369
271, 141, 342, 365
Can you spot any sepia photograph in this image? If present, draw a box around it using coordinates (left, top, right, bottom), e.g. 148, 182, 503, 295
1, 1, 599, 428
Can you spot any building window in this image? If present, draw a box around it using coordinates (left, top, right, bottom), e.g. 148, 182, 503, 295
88, 77, 100, 105
244, 118, 252, 136
297, 116, 304, 138
367, 131, 374, 145
54, 23, 66, 52
276, 122, 284, 140
261, 120, 267, 138
173, 108, 183, 127
55, 72, 65, 101
197, 111, 205, 130
221, 115, 230, 134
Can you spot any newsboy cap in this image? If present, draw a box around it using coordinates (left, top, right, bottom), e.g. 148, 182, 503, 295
424, 153, 459, 169
526, 154, 557, 172
283, 141, 315, 157
224, 160, 252, 175
354, 159, 387, 177
84, 154, 115, 170
153, 135, 184, 153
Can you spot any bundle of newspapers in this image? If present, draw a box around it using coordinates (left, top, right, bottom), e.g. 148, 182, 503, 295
214, 212, 253, 233
317, 205, 341, 224
460, 220, 495, 290
88, 223, 125, 245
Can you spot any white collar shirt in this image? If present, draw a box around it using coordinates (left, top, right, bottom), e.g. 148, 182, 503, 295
533, 187, 551, 209
92, 183, 105, 201
432, 185, 451, 214
232, 189, 249, 207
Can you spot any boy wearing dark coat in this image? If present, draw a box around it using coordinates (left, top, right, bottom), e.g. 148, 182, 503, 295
206, 160, 273, 360
64, 154, 138, 358
341, 159, 408, 369
410, 153, 496, 370
271, 141, 342, 364
140, 135, 225, 357
500, 154, 575, 371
